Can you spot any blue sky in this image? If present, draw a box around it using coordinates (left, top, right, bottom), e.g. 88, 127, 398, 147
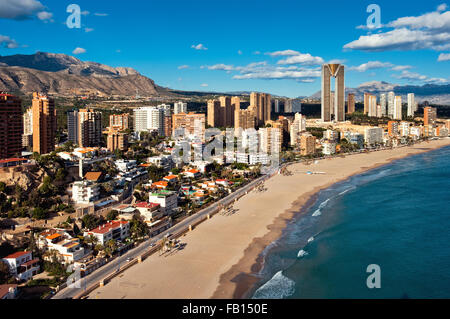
0, 0, 449, 97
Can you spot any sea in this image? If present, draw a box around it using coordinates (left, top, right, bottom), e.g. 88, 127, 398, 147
251, 144, 450, 299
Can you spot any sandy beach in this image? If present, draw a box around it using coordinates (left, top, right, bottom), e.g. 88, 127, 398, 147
88, 138, 450, 299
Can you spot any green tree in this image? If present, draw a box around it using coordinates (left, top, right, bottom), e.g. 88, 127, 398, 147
32, 207, 49, 220
0, 260, 11, 284
106, 210, 119, 221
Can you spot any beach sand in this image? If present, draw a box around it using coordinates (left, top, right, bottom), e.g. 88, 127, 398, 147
88, 138, 450, 299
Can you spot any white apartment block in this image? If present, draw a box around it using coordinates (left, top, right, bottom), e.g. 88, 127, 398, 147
364, 127, 384, 145
387, 91, 395, 118
174, 102, 188, 114
133, 106, 165, 136
2, 251, 39, 282
84, 221, 130, 245
399, 121, 410, 137
321, 141, 337, 155
290, 113, 306, 146
40, 233, 85, 264
407, 93, 416, 117
149, 191, 178, 216
72, 181, 100, 204
394, 96, 402, 120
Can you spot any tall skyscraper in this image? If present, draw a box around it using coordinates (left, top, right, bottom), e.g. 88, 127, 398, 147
67, 110, 79, 144
0, 94, 22, 159
23, 108, 33, 135
219, 96, 234, 127
393, 96, 402, 120
78, 109, 102, 147
368, 94, 377, 117
363, 93, 371, 115
32, 92, 56, 155
347, 93, 355, 114
407, 93, 415, 118
321, 64, 345, 122
250, 92, 271, 125
284, 98, 292, 113
380, 93, 387, 116
274, 99, 280, 113
207, 99, 221, 128
259, 127, 282, 154
387, 91, 395, 118
174, 101, 187, 114
291, 99, 302, 113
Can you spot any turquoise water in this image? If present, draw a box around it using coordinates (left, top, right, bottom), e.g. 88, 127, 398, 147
251, 145, 450, 299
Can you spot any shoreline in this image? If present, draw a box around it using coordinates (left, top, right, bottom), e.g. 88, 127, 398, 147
87, 138, 450, 299
213, 139, 450, 299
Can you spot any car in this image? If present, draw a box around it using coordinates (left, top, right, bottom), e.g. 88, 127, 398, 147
126, 258, 132, 262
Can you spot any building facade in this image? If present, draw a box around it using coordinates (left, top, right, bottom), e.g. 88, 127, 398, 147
0, 94, 22, 159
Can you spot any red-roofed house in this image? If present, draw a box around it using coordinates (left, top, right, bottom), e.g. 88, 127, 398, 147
152, 181, 169, 190
1, 251, 39, 281
182, 169, 201, 179
163, 175, 179, 184
83, 221, 130, 245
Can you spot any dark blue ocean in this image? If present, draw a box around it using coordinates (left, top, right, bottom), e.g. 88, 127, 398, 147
251, 145, 450, 299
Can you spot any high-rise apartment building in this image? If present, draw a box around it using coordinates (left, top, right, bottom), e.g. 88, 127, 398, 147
300, 134, 316, 156
172, 112, 206, 140
78, 109, 102, 147
250, 92, 271, 125
0, 94, 23, 159
32, 92, 56, 154
290, 113, 306, 146
273, 99, 280, 113
368, 94, 377, 117
407, 93, 415, 118
321, 64, 345, 122
107, 131, 128, 152
133, 106, 165, 136
207, 100, 221, 128
109, 114, 129, 131
393, 96, 402, 120
258, 127, 282, 154
424, 107, 437, 127
380, 93, 387, 116
388, 121, 399, 136
174, 102, 187, 115
67, 110, 79, 144
347, 93, 355, 114
364, 127, 384, 145
387, 92, 395, 118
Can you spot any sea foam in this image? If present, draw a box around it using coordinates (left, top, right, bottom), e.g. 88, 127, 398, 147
252, 271, 296, 299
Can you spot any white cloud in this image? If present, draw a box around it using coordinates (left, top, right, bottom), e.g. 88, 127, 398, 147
438, 3, 448, 12
277, 53, 324, 66
393, 70, 448, 83
0, 0, 44, 19
207, 64, 235, 71
438, 52, 450, 61
391, 65, 413, 71
81, 10, 90, 16
349, 61, 394, 72
0, 34, 19, 48
85, 28, 94, 33
344, 5, 450, 52
266, 50, 300, 57
200, 83, 209, 87
177, 65, 189, 69
328, 59, 347, 64
72, 47, 86, 55
94, 13, 108, 17
191, 44, 207, 50
37, 11, 52, 21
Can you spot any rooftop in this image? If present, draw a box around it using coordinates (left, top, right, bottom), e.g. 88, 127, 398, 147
3, 251, 30, 259
136, 202, 160, 209
87, 221, 129, 235
84, 172, 103, 182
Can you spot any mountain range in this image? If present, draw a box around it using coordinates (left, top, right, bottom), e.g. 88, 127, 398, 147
0, 52, 449, 104
0, 52, 166, 97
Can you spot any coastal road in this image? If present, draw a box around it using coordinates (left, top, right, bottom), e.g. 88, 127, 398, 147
52, 170, 276, 299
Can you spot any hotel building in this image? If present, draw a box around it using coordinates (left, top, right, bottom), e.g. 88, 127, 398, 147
347, 93, 355, 114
